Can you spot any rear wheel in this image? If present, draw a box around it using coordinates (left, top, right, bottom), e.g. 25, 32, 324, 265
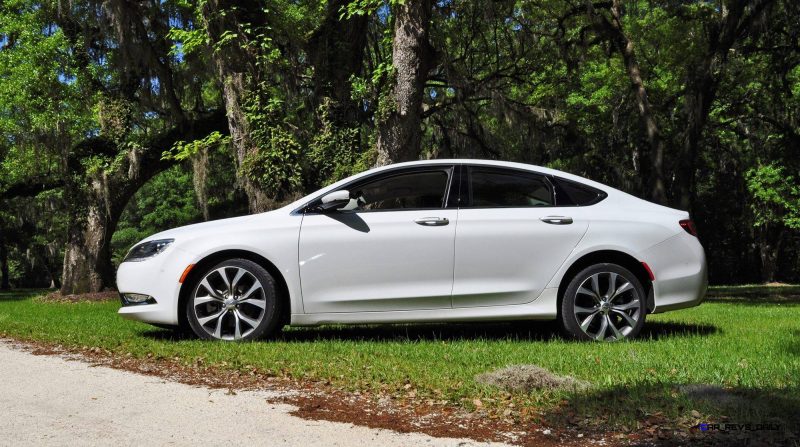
560, 263, 645, 341
186, 259, 283, 341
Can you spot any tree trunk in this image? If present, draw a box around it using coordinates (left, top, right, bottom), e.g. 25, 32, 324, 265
757, 227, 784, 283
308, 0, 369, 124
61, 193, 118, 294
218, 71, 274, 212
0, 237, 9, 290
375, 0, 435, 166
40, 246, 61, 290
60, 112, 227, 294
606, 0, 667, 205
201, 0, 275, 213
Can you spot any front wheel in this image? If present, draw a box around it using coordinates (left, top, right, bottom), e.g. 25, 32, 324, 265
560, 263, 646, 341
186, 259, 283, 341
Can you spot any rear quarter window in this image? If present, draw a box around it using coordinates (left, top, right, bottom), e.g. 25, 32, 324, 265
552, 177, 607, 206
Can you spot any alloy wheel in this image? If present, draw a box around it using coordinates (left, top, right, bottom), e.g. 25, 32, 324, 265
192, 266, 267, 340
572, 271, 642, 341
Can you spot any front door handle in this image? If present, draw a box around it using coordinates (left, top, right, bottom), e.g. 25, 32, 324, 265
540, 216, 573, 225
414, 217, 450, 226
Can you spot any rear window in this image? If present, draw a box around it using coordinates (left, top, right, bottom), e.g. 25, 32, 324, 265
553, 177, 606, 206
469, 169, 553, 207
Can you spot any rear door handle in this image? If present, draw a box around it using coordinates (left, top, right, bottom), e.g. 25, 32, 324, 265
414, 217, 450, 226
540, 216, 573, 225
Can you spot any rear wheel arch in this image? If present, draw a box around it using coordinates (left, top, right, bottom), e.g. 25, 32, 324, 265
557, 250, 654, 314
177, 249, 291, 331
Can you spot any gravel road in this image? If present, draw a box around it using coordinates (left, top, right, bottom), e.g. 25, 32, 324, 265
0, 341, 505, 447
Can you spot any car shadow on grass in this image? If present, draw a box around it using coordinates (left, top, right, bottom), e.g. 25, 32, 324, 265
548, 382, 799, 446
140, 320, 718, 343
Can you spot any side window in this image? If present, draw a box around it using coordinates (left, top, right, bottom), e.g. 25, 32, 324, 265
469, 168, 553, 207
552, 177, 607, 206
351, 170, 450, 211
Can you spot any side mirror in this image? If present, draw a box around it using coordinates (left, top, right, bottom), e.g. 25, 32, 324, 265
318, 189, 351, 211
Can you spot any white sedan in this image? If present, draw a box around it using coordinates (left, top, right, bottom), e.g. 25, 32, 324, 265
117, 160, 707, 341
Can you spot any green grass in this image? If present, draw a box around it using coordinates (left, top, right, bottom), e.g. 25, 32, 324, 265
1, 287, 798, 436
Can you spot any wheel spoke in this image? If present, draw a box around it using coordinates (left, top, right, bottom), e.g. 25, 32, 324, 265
239, 281, 262, 300
612, 301, 640, 312
239, 298, 266, 309
580, 312, 599, 331
230, 268, 246, 294
199, 278, 223, 300
575, 305, 599, 314
610, 282, 632, 301
194, 296, 219, 306
216, 268, 231, 291
590, 274, 601, 296
606, 314, 623, 340
213, 312, 225, 338
612, 308, 638, 327
594, 315, 608, 341
577, 286, 601, 303
233, 311, 242, 340
235, 310, 260, 328
606, 272, 618, 298
197, 309, 225, 326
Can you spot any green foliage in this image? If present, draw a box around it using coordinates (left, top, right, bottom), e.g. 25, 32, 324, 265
308, 101, 373, 185
162, 131, 231, 162
239, 125, 303, 198
746, 164, 800, 230
111, 165, 202, 264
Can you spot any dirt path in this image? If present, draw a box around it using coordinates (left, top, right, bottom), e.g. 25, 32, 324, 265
0, 341, 507, 447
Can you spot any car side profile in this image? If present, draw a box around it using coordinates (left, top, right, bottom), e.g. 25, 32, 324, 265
117, 160, 707, 341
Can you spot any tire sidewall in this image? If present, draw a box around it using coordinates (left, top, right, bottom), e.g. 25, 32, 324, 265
560, 263, 646, 341
186, 258, 281, 341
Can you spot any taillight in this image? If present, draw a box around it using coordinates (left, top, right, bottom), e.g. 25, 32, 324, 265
679, 219, 698, 237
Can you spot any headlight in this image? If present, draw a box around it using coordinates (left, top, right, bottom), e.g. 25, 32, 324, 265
123, 239, 174, 262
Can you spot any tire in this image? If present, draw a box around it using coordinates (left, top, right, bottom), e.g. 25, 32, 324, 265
560, 263, 646, 341
186, 258, 283, 341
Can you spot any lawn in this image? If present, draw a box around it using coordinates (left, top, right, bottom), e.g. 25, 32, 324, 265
1, 286, 798, 440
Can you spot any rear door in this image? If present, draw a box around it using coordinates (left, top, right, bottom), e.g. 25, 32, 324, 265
451, 166, 589, 307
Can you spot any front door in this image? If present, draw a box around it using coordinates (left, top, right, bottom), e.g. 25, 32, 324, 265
299, 166, 458, 313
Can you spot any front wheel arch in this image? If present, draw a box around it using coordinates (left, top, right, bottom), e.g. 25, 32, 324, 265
177, 249, 290, 332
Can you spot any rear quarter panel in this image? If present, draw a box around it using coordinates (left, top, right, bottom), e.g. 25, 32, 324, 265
545, 195, 686, 290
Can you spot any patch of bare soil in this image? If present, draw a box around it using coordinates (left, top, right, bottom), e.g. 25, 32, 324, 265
37, 290, 119, 303
476, 365, 590, 393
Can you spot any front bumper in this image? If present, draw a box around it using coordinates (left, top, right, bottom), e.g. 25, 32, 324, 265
117, 246, 196, 326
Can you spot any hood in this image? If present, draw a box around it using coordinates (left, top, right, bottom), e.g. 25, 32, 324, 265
143, 213, 259, 242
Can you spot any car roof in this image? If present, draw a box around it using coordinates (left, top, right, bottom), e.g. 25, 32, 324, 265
365, 159, 611, 190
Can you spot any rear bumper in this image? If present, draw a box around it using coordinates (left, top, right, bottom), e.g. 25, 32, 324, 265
641, 232, 707, 313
